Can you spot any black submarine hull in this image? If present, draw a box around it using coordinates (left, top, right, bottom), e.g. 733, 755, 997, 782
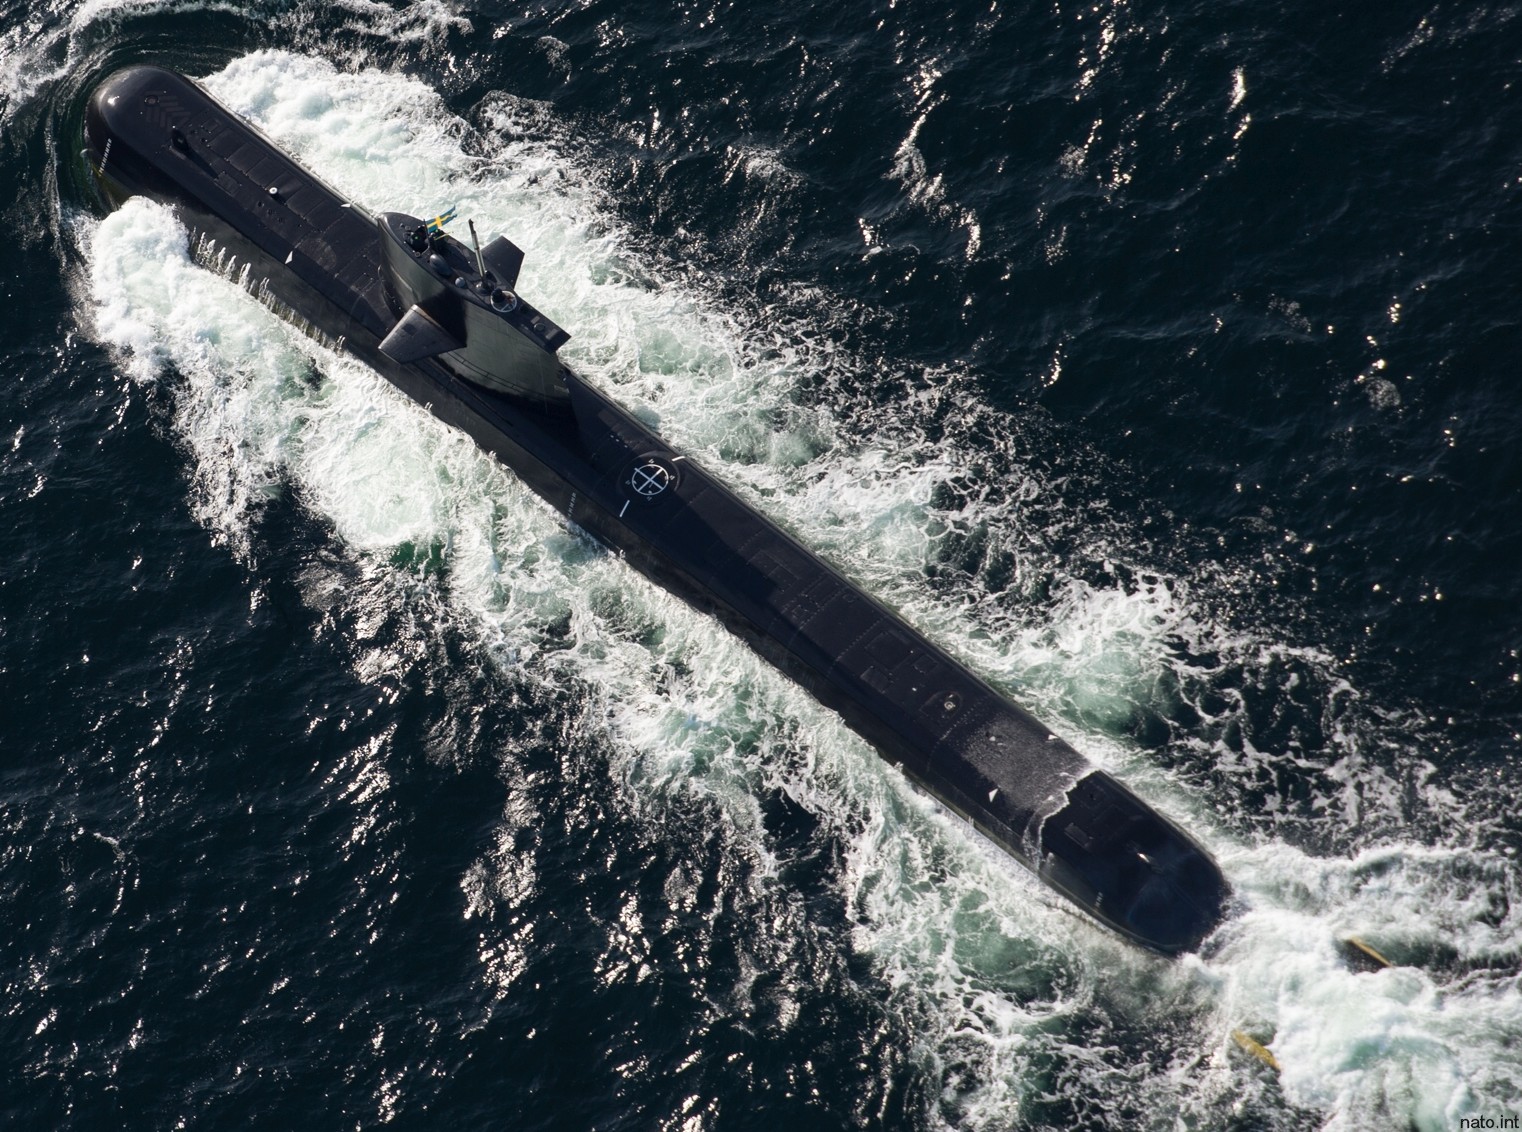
83, 65, 1229, 955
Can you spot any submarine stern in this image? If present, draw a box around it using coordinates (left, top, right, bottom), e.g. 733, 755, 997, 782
1037, 771, 1229, 954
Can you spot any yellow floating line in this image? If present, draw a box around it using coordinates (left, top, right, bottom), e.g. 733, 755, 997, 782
1231, 1029, 1281, 1071
1342, 935, 1393, 969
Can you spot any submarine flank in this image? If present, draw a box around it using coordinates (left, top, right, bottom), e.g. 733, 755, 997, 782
83, 65, 1229, 955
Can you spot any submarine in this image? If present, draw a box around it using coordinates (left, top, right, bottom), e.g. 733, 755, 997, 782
82, 65, 1230, 955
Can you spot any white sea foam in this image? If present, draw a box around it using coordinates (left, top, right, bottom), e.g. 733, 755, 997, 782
0, 0, 204, 117
81, 49, 1522, 1131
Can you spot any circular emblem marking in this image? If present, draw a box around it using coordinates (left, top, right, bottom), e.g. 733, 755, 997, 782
629, 460, 673, 498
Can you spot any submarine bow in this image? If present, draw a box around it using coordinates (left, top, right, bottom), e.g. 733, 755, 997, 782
83, 64, 1230, 956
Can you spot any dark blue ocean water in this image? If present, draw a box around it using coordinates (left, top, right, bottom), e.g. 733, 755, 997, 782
3, 2, 1520, 1129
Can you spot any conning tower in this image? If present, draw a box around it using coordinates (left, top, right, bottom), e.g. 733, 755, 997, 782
376, 213, 571, 410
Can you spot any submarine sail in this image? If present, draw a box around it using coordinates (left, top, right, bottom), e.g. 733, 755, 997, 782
83, 64, 1230, 955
